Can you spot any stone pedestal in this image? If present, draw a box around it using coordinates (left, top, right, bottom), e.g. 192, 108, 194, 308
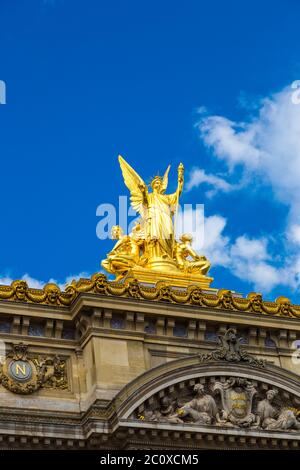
124, 265, 214, 289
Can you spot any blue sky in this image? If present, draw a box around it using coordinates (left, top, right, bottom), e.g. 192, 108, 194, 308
1, 0, 300, 301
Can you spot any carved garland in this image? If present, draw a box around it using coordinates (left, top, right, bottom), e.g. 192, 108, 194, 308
0, 273, 299, 318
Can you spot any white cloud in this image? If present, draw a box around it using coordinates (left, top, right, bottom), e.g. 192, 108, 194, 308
200, 216, 281, 292
0, 276, 13, 286
194, 84, 300, 294
187, 168, 235, 197
198, 85, 300, 217
204, 224, 283, 292
228, 236, 281, 292
200, 116, 262, 170
202, 215, 231, 267
232, 259, 281, 293
0, 272, 91, 290
230, 236, 269, 262
287, 224, 300, 246
21, 274, 45, 289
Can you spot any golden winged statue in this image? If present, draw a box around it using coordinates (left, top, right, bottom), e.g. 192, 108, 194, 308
118, 155, 184, 269
101, 156, 212, 288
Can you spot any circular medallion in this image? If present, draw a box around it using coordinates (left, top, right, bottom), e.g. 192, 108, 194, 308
8, 360, 33, 382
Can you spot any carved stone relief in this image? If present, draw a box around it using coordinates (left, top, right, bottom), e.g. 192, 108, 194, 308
136, 377, 300, 432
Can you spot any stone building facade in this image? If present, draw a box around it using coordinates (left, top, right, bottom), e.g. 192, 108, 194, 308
0, 273, 300, 449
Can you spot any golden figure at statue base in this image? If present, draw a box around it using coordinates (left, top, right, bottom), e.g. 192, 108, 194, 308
175, 234, 210, 275
101, 224, 146, 282
101, 156, 213, 289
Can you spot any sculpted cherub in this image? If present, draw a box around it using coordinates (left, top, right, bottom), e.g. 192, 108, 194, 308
12, 280, 28, 301
247, 292, 263, 313
44, 283, 61, 304
101, 225, 144, 281
218, 289, 234, 309
174, 234, 210, 275
276, 296, 294, 317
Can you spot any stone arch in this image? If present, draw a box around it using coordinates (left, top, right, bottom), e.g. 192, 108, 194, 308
112, 355, 300, 424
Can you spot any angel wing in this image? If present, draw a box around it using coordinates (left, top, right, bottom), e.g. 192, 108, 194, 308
118, 155, 147, 219
161, 164, 170, 194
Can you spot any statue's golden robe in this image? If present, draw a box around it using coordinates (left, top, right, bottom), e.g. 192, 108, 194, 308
146, 191, 179, 260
